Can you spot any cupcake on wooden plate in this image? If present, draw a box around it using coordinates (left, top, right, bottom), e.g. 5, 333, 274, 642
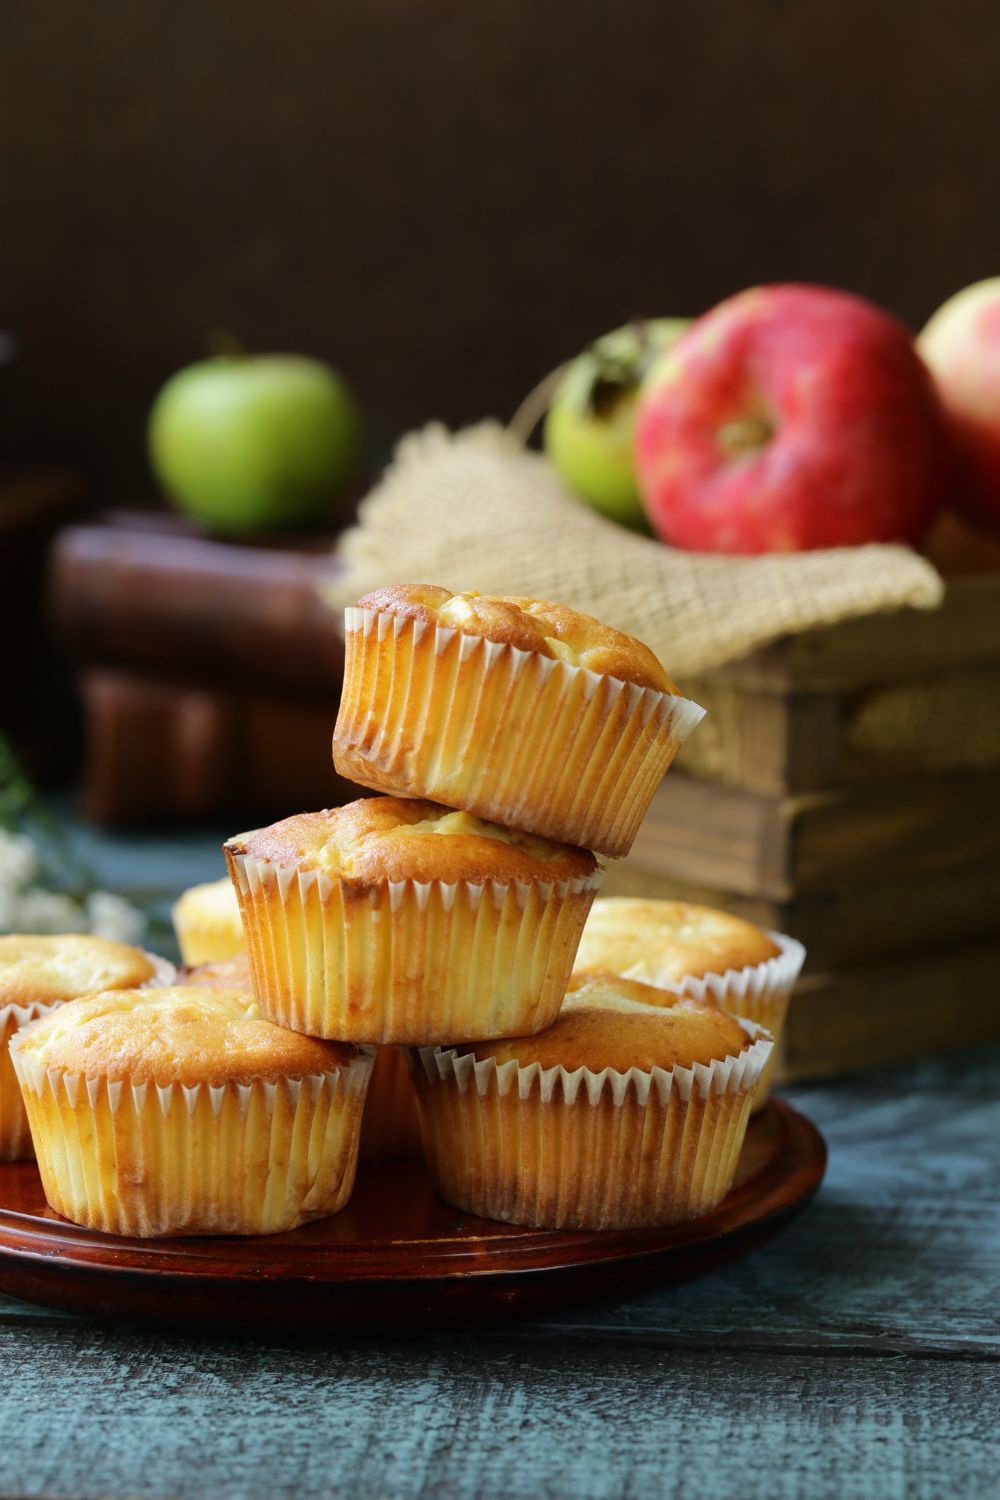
332, 585, 704, 858
172, 877, 244, 966
224, 796, 601, 1043
574, 897, 804, 1108
0, 934, 174, 1162
10, 985, 374, 1237
407, 976, 772, 1231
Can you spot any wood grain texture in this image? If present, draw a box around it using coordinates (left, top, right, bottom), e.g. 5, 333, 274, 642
632, 772, 1000, 899
0, 1048, 996, 1499
0, 1333, 996, 1500
709, 576, 1000, 693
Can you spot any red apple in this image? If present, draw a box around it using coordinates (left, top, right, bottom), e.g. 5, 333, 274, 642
635, 284, 950, 554
918, 278, 1000, 535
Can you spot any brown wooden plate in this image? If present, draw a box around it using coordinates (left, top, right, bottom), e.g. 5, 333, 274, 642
0, 1098, 825, 1332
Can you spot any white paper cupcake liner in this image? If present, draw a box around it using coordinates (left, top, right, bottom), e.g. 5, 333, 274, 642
10, 1041, 375, 1237
406, 1017, 772, 1230
333, 607, 705, 858
226, 848, 603, 1043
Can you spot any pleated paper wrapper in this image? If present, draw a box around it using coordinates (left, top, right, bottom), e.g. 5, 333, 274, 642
406, 1019, 773, 1231
9, 1043, 375, 1238
333, 607, 706, 859
226, 848, 603, 1044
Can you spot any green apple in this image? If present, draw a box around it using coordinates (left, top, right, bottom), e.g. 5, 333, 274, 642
148, 354, 361, 532
543, 319, 689, 529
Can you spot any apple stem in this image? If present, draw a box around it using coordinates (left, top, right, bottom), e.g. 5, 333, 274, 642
717, 416, 774, 456
206, 329, 247, 359
508, 363, 572, 444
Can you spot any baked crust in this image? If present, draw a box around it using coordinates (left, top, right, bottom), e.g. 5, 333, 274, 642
356, 585, 675, 694
226, 798, 597, 886
185, 955, 252, 990
456, 975, 750, 1073
0, 935, 157, 1008
574, 898, 781, 985
14, 985, 362, 1086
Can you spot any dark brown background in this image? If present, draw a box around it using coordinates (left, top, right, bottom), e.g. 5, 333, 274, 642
1, 0, 998, 499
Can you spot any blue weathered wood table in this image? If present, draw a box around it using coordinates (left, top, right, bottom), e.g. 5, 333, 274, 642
1, 823, 997, 1498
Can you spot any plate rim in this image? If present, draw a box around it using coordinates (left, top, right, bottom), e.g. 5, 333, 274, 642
0, 1098, 826, 1288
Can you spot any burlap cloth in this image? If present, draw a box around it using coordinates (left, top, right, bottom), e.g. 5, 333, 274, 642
327, 422, 943, 677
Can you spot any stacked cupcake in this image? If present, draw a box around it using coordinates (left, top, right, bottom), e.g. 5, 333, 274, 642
12, 584, 803, 1238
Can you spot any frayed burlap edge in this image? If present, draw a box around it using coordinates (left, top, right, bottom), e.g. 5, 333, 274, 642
324, 422, 944, 679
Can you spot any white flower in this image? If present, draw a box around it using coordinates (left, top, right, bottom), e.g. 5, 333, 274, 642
0, 830, 40, 893
0, 885, 22, 932
85, 890, 146, 944
14, 888, 87, 934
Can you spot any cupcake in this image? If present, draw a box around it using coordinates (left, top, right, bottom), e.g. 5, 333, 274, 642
10, 985, 374, 1237
407, 976, 772, 1231
0, 934, 173, 1162
224, 796, 601, 1043
359, 1047, 422, 1161
172, 877, 244, 965
573, 897, 804, 1108
332, 585, 705, 858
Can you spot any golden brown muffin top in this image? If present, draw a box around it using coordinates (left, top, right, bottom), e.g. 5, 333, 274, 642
172, 877, 241, 929
0, 934, 158, 1008
13, 985, 362, 1087
184, 955, 252, 990
574, 898, 780, 986
456, 976, 750, 1074
226, 797, 597, 885
356, 585, 676, 694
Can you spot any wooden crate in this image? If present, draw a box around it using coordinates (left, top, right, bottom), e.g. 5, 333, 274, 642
678, 574, 1000, 794
615, 572, 1000, 1078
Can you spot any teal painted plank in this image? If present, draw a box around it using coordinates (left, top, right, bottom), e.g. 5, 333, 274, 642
0, 1332, 996, 1500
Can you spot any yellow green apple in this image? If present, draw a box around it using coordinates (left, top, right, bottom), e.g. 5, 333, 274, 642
149, 354, 361, 533
544, 319, 689, 529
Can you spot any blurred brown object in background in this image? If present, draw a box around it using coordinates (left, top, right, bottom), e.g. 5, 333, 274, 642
50, 514, 353, 824
78, 671, 351, 825
0, 467, 86, 770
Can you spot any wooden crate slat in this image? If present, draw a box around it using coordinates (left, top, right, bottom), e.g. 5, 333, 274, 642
777, 939, 1000, 1082
634, 771, 1000, 898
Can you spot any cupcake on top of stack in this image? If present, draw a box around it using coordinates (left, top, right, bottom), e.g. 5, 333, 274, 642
573, 898, 805, 1109
408, 975, 772, 1230
0, 934, 174, 1161
333, 585, 705, 857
